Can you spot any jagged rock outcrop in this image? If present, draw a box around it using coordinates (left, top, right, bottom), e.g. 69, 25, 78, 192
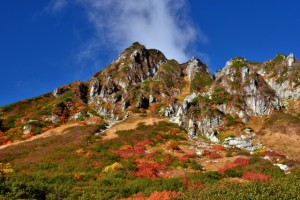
186, 57, 210, 81
86, 42, 168, 118
255, 53, 300, 101
213, 57, 281, 120
89, 78, 101, 100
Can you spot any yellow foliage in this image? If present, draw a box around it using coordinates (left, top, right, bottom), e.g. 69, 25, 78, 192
0, 163, 14, 174
3, 168, 14, 173
253, 148, 266, 156
102, 162, 123, 173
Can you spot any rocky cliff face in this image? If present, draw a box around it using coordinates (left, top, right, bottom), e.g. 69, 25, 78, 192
255, 53, 300, 100
1, 42, 300, 144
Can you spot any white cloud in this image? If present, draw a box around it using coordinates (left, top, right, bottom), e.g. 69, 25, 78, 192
46, 0, 68, 12
47, 0, 208, 63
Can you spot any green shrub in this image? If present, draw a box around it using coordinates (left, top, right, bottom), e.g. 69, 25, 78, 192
231, 61, 246, 68
226, 114, 237, 126
212, 87, 231, 104
273, 53, 285, 63
190, 72, 213, 92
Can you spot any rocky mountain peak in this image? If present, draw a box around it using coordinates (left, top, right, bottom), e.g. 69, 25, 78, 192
186, 57, 210, 81
286, 53, 295, 67
1, 43, 300, 147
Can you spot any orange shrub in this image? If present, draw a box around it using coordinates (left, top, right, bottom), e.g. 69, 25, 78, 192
213, 145, 225, 151
167, 141, 180, 151
147, 190, 178, 200
120, 145, 133, 150
22, 132, 34, 139
48, 125, 55, 129
42, 127, 49, 132
73, 173, 82, 181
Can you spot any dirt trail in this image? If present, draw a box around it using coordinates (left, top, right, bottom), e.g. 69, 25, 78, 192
102, 115, 167, 140
0, 123, 83, 150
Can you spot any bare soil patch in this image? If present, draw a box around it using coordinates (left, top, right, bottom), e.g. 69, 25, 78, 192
101, 114, 167, 140
0, 122, 84, 150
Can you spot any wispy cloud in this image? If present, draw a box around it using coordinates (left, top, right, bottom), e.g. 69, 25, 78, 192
47, 0, 208, 63
45, 0, 68, 13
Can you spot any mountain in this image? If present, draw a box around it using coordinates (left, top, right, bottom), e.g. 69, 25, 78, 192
1, 42, 300, 147
1, 42, 300, 199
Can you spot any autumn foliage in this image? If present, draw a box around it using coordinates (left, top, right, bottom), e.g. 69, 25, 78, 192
73, 173, 82, 181
242, 171, 272, 181
213, 145, 225, 151
178, 154, 195, 162
202, 150, 222, 159
147, 190, 178, 200
112, 139, 152, 158
166, 141, 180, 151
218, 157, 249, 174
262, 151, 283, 158
133, 159, 161, 178
181, 177, 206, 190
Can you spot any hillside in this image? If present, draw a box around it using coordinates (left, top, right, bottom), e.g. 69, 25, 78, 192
1, 42, 300, 199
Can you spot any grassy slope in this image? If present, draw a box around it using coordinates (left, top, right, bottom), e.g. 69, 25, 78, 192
0, 114, 299, 199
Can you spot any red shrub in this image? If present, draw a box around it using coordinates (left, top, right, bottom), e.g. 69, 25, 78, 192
181, 177, 205, 190
0, 135, 8, 144
262, 151, 283, 158
202, 150, 222, 159
218, 157, 249, 174
164, 156, 173, 166
112, 139, 151, 158
202, 150, 212, 156
48, 125, 55, 129
178, 154, 194, 162
155, 134, 163, 140
213, 145, 225, 151
134, 139, 152, 151
15, 121, 22, 126
233, 158, 249, 166
134, 163, 159, 178
5, 140, 12, 145
145, 153, 155, 159
208, 152, 222, 159
42, 127, 49, 132
189, 183, 206, 189
22, 132, 34, 139
242, 171, 272, 181
111, 149, 144, 158
133, 159, 165, 178
170, 129, 178, 135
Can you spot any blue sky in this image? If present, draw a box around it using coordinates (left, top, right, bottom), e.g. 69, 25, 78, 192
1, 0, 300, 106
